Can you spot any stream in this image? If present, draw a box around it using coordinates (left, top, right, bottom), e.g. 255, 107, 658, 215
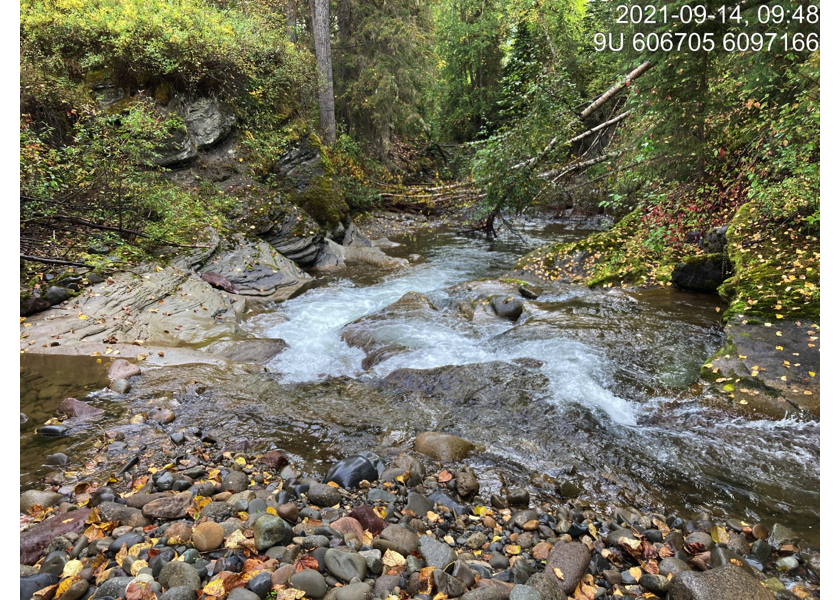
20, 221, 820, 547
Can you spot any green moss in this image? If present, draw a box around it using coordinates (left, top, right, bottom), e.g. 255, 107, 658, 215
153, 82, 174, 104
719, 202, 819, 322
294, 175, 349, 230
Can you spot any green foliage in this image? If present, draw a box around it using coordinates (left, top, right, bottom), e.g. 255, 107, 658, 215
433, 0, 507, 141
21, 98, 235, 265
334, 0, 436, 160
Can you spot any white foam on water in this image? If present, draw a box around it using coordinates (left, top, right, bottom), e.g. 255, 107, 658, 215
264, 230, 639, 425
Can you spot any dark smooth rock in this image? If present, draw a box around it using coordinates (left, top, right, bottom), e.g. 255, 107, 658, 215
506, 489, 529, 507
21, 573, 59, 600
427, 490, 467, 515
324, 454, 382, 488
685, 532, 714, 552
159, 562, 201, 591
90, 576, 133, 599
406, 492, 434, 516
668, 564, 774, 600
159, 586, 197, 600
246, 571, 273, 598
379, 525, 419, 556
462, 586, 506, 600
36, 424, 70, 437
45, 286, 70, 305
639, 573, 670, 593
434, 569, 466, 597
221, 471, 249, 493
109, 532, 144, 554
419, 536, 457, 569
142, 493, 191, 520
336, 582, 373, 600
21, 296, 51, 316
545, 542, 590, 595
367, 489, 396, 504
606, 528, 635, 546
308, 483, 341, 507
290, 569, 328, 599
671, 259, 726, 294
658, 557, 692, 577
40, 552, 68, 578
374, 575, 402, 599
768, 523, 800, 549
350, 505, 386, 536
711, 547, 755, 577
491, 297, 524, 321
324, 548, 367, 582
524, 573, 566, 600
254, 515, 293, 551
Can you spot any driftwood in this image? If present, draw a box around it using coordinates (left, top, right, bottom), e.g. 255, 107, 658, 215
20, 254, 93, 267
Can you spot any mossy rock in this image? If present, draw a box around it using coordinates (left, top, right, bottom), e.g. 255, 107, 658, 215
293, 174, 349, 230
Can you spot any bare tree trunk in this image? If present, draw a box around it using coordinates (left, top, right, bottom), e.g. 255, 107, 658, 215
310, 0, 336, 145
336, 0, 351, 133
287, 0, 298, 43
579, 61, 652, 120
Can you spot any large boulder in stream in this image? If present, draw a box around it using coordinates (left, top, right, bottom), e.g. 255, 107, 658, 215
201, 234, 311, 302
341, 292, 440, 369
671, 256, 727, 294
17, 232, 301, 352
384, 361, 548, 408
259, 199, 325, 267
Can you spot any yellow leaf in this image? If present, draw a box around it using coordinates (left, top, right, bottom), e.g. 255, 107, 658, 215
808, 371, 815, 377
383, 549, 406, 568
78, 314, 89, 320
61, 559, 83, 578
115, 543, 128, 565
553, 567, 565, 581
226, 529, 248, 549
202, 578, 227, 597
326, 481, 340, 488
266, 506, 278, 516
56, 576, 80, 597
629, 566, 642, 581
130, 560, 148, 576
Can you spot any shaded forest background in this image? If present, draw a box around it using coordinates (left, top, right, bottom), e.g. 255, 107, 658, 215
19, 0, 819, 321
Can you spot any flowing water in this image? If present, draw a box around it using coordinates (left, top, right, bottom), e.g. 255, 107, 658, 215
20, 221, 820, 546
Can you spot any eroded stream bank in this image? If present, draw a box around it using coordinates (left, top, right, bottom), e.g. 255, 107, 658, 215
20, 222, 819, 548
